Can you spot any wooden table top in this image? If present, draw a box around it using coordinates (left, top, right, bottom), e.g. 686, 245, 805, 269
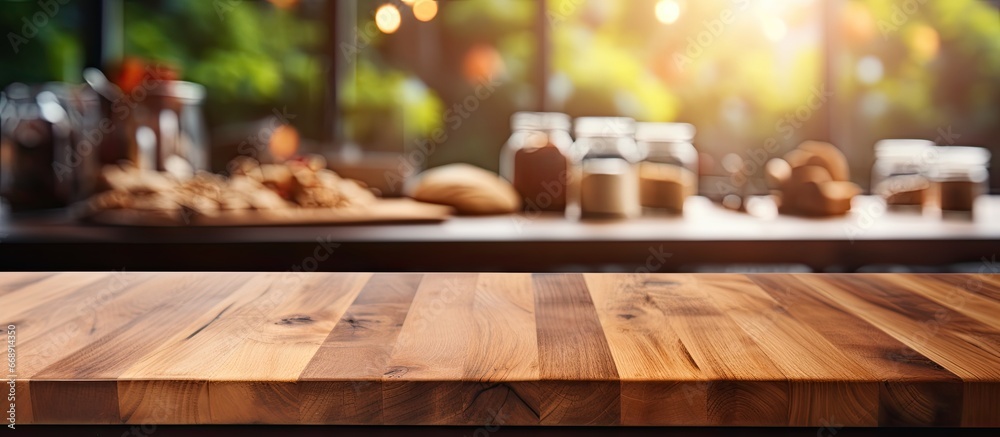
2, 272, 998, 427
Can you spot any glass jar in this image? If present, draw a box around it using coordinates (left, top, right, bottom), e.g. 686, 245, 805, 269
928, 146, 990, 213
126, 81, 209, 174
500, 112, 572, 212
871, 139, 936, 206
1, 83, 100, 210
636, 122, 698, 214
570, 117, 642, 219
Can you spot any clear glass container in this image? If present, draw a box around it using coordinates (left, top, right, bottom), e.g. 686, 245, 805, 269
636, 122, 698, 214
500, 112, 572, 212
1, 83, 100, 210
570, 117, 642, 219
871, 139, 936, 206
928, 146, 990, 213
126, 81, 209, 174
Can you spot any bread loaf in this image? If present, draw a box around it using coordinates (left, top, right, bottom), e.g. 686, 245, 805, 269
408, 164, 521, 215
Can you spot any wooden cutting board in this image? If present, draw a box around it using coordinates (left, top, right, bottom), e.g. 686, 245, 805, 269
3, 272, 998, 426
82, 198, 453, 226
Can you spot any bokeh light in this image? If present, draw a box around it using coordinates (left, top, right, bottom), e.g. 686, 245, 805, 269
462, 44, 505, 84
856, 55, 884, 85
721, 153, 744, 174
860, 91, 888, 118
269, 124, 300, 162
375, 3, 402, 34
413, 0, 439, 22
266, 0, 299, 9
762, 16, 788, 42
911, 24, 941, 61
655, 0, 681, 24
841, 1, 875, 45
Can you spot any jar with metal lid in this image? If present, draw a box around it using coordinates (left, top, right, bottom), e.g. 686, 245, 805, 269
636, 122, 698, 214
570, 117, 643, 219
928, 146, 990, 213
500, 112, 572, 212
871, 139, 936, 206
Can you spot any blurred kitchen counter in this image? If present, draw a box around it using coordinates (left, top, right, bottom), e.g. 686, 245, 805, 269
1, 196, 998, 272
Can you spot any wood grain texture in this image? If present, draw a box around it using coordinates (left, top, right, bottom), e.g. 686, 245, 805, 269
300, 273, 423, 424
534, 273, 619, 425
793, 274, 1000, 427
1, 272, 997, 426
747, 275, 963, 427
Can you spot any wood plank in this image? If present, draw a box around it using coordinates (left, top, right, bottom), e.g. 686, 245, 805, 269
13, 273, 222, 424
748, 275, 963, 427
29, 380, 120, 424
533, 273, 619, 425
584, 274, 703, 381
0, 273, 109, 325
982, 272, 1000, 290
118, 273, 371, 424
375, 273, 539, 426
0, 272, 54, 296
794, 274, 1000, 380
299, 273, 423, 424
916, 274, 1000, 426
12, 273, 159, 350
795, 274, 1000, 426
4, 272, 159, 424
886, 275, 1000, 331
600, 275, 790, 426
962, 381, 1000, 427
459, 273, 539, 424
584, 274, 705, 426
211, 273, 372, 380
693, 275, 873, 378
691, 274, 878, 427
30, 273, 252, 423
655, 275, 789, 427
116, 275, 280, 380
922, 274, 1000, 306
381, 273, 479, 425
386, 274, 479, 380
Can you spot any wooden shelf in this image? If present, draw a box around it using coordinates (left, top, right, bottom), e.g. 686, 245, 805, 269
2, 196, 999, 272
4, 272, 997, 426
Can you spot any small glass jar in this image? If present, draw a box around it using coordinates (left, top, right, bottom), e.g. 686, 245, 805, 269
500, 112, 572, 212
871, 139, 936, 206
928, 146, 990, 213
636, 122, 698, 214
570, 117, 642, 219
133, 80, 209, 173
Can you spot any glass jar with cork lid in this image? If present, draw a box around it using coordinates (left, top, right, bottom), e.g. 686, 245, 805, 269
570, 117, 643, 219
636, 122, 698, 214
500, 112, 572, 213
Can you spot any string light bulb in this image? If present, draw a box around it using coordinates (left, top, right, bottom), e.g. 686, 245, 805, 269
655, 0, 681, 24
413, 0, 438, 22
762, 16, 787, 41
375, 3, 401, 34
